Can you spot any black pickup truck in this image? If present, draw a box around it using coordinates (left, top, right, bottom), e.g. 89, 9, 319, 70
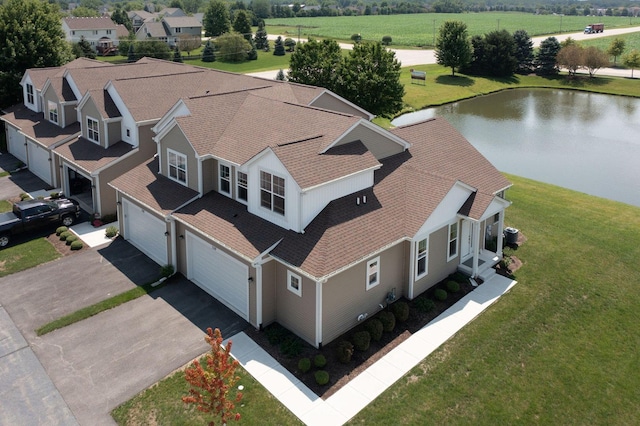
0, 198, 81, 248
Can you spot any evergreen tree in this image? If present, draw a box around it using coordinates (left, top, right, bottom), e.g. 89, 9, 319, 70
0, 0, 74, 107
111, 7, 133, 34
513, 29, 534, 74
254, 20, 268, 50
275, 69, 286, 81
535, 37, 561, 75
202, 40, 216, 62
76, 36, 96, 59
435, 21, 472, 76
232, 10, 252, 42
127, 44, 136, 63
483, 29, 517, 77
273, 36, 286, 56
173, 47, 183, 62
204, 0, 231, 37
247, 41, 258, 60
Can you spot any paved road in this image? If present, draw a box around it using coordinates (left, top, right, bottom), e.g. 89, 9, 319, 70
252, 26, 640, 80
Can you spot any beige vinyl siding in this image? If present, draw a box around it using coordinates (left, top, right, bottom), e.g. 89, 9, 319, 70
322, 243, 406, 345
176, 221, 189, 274
413, 225, 459, 297
310, 93, 370, 119
42, 86, 61, 126
160, 124, 198, 191
248, 264, 257, 327
79, 98, 105, 147
63, 104, 76, 126
274, 262, 316, 346
336, 124, 404, 160
261, 259, 277, 326
201, 158, 215, 194
107, 121, 120, 147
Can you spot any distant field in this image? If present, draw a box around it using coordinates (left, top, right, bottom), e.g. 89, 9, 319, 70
266, 12, 638, 47
578, 31, 640, 53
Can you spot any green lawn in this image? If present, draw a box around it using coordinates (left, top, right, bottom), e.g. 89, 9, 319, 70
0, 238, 60, 277
0, 200, 11, 213
266, 12, 639, 47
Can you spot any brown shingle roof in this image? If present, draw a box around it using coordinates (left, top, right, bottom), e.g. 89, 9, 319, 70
1, 104, 80, 148
63, 17, 118, 30
109, 158, 199, 216
54, 138, 135, 174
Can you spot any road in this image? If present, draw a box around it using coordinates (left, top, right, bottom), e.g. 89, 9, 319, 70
250, 26, 640, 80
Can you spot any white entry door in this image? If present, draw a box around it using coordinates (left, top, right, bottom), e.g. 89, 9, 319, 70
460, 220, 473, 261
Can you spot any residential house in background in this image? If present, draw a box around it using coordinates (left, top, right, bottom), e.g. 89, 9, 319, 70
2, 58, 511, 349
62, 17, 129, 54
135, 15, 202, 47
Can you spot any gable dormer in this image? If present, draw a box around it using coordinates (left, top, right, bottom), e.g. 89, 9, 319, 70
20, 73, 40, 113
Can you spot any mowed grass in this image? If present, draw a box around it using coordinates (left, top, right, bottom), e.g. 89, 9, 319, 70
0, 238, 60, 277
578, 31, 640, 53
266, 12, 639, 46
349, 175, 640, 424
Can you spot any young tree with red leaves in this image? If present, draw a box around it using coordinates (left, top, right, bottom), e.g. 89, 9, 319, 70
183, 328, 243, 425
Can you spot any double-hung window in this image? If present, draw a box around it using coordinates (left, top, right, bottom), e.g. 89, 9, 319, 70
26, 84, 34, 105
48, 101, 58, 124
416, 238, 428, 279
219, 164, 231, 195
237, 171, 248, 202
448, 222, 458, 260
168, 150, 187, 184
366, 257, 380, 290
260, 171, 285, 215
87, 117, 99, 143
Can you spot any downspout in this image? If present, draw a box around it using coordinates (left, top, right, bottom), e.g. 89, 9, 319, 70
408, 240, 415, 300
315, 278, 325, 349
170, 217, 177, 269
254, 262, 263, 329
496, 210, 505, 259
472, 220, 481, 278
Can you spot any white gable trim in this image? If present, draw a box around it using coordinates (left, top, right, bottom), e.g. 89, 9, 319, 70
320, 119, 411, 154
62, 70, 83, 101
415, 181, 474, 238
477, 196, 511, 222
152, 99, 192, 135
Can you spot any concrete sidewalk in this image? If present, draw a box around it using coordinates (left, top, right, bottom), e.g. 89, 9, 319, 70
229, 273, 517, 425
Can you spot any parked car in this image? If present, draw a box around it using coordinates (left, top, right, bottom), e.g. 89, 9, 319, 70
0, 198, 81, 248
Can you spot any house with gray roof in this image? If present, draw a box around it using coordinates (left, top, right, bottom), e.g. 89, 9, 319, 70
2, 57, 510, 348
62, 17, 129, 53
135, 15, 202, 47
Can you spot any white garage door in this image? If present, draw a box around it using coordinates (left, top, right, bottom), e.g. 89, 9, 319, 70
7, 126, 27, 163
123, 199, 167, 266
27, 140, 52, 185
186, 232, 249, 320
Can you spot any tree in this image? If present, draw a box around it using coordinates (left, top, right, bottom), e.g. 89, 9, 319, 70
183, 328, 242, 425
435, 21, 472, 76
0, 0, 73, 108
251, 0, 271, 19
382, 35, 392, 46
275, 69, 286, 81
127, 44, 136, 63
74, 36, 96, 59
173, 47, 183, 63
132, 40, 171, 60
216, 32, 251, 62
560, 37, 577, 48
287, 39, 342, 88
351, 33, 362, 44
170, 0, 185, 9
232, 10, 252, 42
284, 38, 296, 52
183, 0, 204, 14
336, 42, 404, 117
273, 36, 286, 56
204, 0, 231, 37
583, 46, 610, 77
177, 35, 202, 56
513, 29, 534, 74
202, 40, 216, 62
607, 38, 626, 65
247, 41, 258, 60
556, 44, 584, 76
622, 49, 640, 78
254, 20, 268, 50
466, 30, 517, 77
535, 36, 561, 75
71, 6, 99, 17
111, 7, 133, 34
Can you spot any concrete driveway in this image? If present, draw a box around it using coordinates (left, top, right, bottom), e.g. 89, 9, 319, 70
0, 239, 249, 425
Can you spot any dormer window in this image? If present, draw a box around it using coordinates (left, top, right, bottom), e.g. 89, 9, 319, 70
168, 149, 187, 185
87, 117, 99, 143
48, 101, 58, 124
237, 171, 247, 202
260, 171, 285, 215
219, 163, 230, 195
26, 84, 34, 105
175, 27, 181, 33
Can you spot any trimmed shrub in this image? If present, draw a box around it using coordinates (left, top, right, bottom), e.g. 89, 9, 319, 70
378, 311, 396, 332
298, 357, 311, 373
56, 226, 68, 236
434, 288, 448, 301
314, 354, 327, 368
65, 234, 78, 245
352, 330, 371, 352
265, 323, 288, 345
105, 225, 118, 238
415, 297, 435, 313
70, 240, 83, 250
364, 318, 383, 342
159, 264, 174, 278
390, 301, 410, 322
446, 280, 461, 293
20, 193, 30, 201
59, 231, 72, 241
382, 35, 392, 45
315, 370, 330, 386
336, 340, 354, 364
280, 336, 303, 358
450, 271, 469, 283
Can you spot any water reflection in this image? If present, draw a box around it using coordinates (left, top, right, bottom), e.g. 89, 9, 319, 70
392, 88, 640, 207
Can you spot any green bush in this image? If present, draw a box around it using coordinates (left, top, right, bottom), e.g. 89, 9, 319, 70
336, 340, 354, 364
364, 318, 383, 342
352, 330, 371, 351
105, 225, 118, 238
265, 323, 288, 345
450, 271, 469, 283
314, 370, 330, 386
298, 357, 311, 373
50, 192, 61, 199
434, 288, 448, 301
70, 240, 83, 250
20, 193, 30, 200
56, 226, 68, 236
446, 280, 460, 293
415, 297, 435, 313
101, 214, 117, 224
280, 336, 303, 358
59, 231, 72, 241
314, 354, 327, 368
65, 234, 78, 245
378, 311, 396, 332
390, 301, 410, 322
159, 264, 174, 278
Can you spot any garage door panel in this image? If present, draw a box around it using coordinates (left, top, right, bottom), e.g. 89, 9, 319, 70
27, 141, 52, 185
187, 232, 248, 320
7, 126, 27, 163
123, 199, 167, 266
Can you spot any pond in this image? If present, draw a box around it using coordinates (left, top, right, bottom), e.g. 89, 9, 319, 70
392, 89, 640, 208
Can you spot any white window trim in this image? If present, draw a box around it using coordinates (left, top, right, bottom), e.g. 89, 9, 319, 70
167, 148, 187, 186
219, 162, 231, 196
26, 84, 34, 105
366, 256, 380, 291
448, 222, 459, 261
86, 116, 100, 144
287, 270, 302, 297
260, 170, 285, 216
48, 101, 58, 124
415, 237, 428, 280
236, 171, 248, 204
